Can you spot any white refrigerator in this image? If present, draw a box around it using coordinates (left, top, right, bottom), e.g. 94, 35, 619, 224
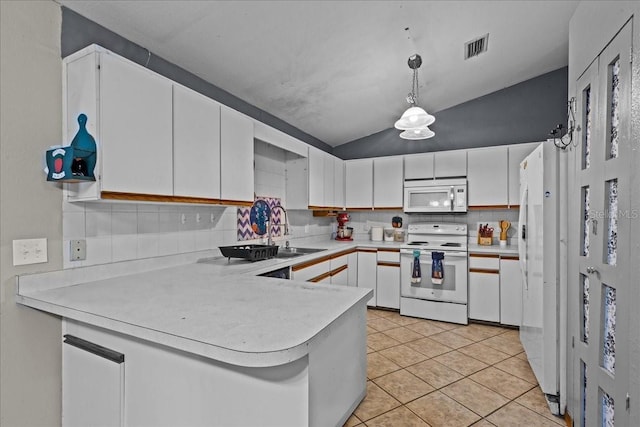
518, 140, 565, 415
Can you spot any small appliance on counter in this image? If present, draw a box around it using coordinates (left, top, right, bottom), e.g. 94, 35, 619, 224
384, 227, 395, 242
336, 212, 353, 241
391, 216, 406, 241
370, 226, 383, 241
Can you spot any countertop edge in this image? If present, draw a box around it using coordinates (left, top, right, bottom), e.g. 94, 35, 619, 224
16, 289, 372, 368
467, 244, 519, 256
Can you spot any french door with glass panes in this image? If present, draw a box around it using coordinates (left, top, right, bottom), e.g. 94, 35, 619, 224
570, 19, 632, 427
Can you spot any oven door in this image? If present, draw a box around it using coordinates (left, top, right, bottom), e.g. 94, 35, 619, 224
400, 249, 468, 304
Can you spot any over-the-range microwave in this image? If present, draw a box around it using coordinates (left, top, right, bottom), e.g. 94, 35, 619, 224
403, 178, 467, 213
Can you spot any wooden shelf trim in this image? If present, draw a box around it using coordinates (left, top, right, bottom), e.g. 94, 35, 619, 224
309, 271, 332, 283
330, 265, 348, 276
101, 191, 253, 206
469, 253, 500, 258
357, 248, 378, 253
377, 261, 400, 267
501, 255, 520, 261
291, 255, 331, 272
377, 248, 401, 253
331, 248, 357, 258
469, 268, 500, 274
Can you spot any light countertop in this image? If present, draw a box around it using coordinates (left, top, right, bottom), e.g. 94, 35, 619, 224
467, 243, 519, 256
17, 239, 405, 368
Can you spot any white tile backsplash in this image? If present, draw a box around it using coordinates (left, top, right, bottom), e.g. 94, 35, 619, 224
112, 234, 138, 262
112, 212, 137, 234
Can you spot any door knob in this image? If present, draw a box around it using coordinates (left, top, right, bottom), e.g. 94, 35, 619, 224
586, 266, 599, 275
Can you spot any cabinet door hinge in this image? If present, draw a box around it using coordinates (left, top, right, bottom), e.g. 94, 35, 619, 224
572, 336, 575, 348
626, 393, 630, 410
630, 46, 634, 64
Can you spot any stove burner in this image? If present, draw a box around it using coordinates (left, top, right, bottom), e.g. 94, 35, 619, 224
440, 242, 462, 247
407, 241, 429, 245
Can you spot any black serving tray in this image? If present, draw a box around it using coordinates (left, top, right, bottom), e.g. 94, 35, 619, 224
219, 244, 278, 262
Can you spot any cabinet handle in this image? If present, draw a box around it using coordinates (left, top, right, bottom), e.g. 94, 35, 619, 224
64, 334, 124, 364
309, 271, 332, 282
377, 261, 400, 267
330, 265, 348, 276
469, 268, 500, 274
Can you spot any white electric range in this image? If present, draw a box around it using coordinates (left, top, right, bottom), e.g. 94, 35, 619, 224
399, 222, 469, 324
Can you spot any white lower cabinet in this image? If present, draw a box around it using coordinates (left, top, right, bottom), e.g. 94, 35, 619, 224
376, 249, 400, 309
348, 252, 358, 287
331, 266, 349, 285
468, 270, 500, 322
499, 256, 522, 326
357, 249, 377, 306
330, 251, 352, 286
291, 257, 330, 282
468, 253, 522, 325
63, 332, 124, 427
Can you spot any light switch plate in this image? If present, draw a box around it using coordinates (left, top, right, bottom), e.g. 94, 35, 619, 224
13, 238, 48, 266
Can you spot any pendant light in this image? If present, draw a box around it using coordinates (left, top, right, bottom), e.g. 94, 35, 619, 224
394, 54, 435, 139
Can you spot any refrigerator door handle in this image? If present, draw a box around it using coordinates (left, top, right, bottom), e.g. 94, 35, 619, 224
518, 185, 528, 290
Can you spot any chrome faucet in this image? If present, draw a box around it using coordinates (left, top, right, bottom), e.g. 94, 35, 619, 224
267, 205, 289, 246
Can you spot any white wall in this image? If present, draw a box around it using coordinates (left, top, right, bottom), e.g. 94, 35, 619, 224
0, 1, 63, 425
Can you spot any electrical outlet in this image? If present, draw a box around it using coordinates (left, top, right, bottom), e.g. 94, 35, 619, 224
70, 239, 86, 261
13, 238, 48, 266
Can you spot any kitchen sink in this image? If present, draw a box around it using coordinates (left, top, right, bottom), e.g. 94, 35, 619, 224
275, 247, 325, 258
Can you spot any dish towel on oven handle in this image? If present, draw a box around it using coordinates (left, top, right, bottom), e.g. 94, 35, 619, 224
411, 250, 422, 284
431, 251, 444, 285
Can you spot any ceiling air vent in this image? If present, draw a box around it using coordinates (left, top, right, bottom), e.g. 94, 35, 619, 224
464, 34, 489, 60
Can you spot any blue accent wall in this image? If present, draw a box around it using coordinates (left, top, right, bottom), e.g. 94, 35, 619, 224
332, 67, 568, 159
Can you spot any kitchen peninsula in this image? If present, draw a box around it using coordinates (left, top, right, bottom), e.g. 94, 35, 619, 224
16, 249, 372, 427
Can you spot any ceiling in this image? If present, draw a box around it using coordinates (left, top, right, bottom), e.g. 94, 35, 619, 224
58, 0, 579, 147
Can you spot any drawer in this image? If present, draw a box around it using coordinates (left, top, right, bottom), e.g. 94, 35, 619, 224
330, 254, 348, 270
377, 248, 400, 263
468, 253, 500, 270
291, 257, 330, 282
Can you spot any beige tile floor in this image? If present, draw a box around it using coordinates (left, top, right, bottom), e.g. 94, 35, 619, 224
344, 308, 567, 427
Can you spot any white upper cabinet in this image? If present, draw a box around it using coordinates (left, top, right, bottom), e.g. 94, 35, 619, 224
434, 150, 467, 178
404, 153, 434, 180
323, 154, 335, 207
99, 51, 174, 196
173, 85, 221, 199
345, 159, 374, 208
308, 147, 325, 207
334, 157, 345, 210
220, 106, 254, 203
64, 45, 255, 205
308, 148, 343, 208
373, 156, 404, 208
467, 146, 508, 206
507, 142, 540, 206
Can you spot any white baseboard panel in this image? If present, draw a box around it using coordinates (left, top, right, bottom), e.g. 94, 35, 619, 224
400, 297, 468, 325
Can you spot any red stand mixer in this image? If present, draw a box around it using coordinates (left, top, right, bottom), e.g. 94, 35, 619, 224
336, 212, 353, 241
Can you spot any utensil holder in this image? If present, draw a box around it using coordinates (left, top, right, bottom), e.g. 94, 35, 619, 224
477, 236, 493, 246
